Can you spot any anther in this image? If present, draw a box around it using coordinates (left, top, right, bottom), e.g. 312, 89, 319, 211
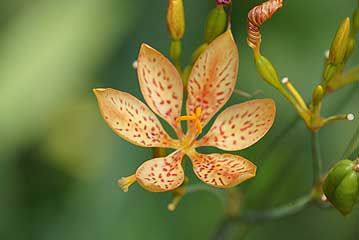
167, 188, 185, 211
281, 77, 289, 84
324, 50, 330, 59
175, 107, 203, 134
347, 113, 354, 121
132, 60, 138, 69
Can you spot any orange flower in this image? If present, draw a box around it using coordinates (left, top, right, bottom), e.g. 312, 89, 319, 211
94, 30, 276, 192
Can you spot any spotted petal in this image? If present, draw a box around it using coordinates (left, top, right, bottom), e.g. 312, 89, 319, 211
196, 99, 275, 151
137, 44, 183, 135
94, 88, 177, 148
186, 30, 239, 128
188, 152, 256, 188
136, 150, 184, 192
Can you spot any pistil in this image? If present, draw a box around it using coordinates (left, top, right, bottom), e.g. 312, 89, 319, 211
118, 174, 137, 192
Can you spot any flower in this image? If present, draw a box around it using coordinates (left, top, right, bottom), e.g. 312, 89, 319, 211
93, 30, 276, 192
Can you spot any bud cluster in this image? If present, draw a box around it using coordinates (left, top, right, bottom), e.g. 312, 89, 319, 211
324, 4, 359, 93
167, 0, 185, 70
247, 0, 356, 132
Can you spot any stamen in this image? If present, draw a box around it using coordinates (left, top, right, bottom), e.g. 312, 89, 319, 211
118, 174, 137, 192
167, 195, 182, 211
167, 188, 185, 211
175, 107, 203, 134
281, 77, 308, 111
176, 115, 196, 122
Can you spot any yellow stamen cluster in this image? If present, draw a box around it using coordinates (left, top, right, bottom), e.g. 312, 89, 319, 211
176, 107, 203, 134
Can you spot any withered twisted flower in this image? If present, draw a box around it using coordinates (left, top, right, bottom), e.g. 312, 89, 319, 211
247, 0, 283, 49
94, 30, 276, 192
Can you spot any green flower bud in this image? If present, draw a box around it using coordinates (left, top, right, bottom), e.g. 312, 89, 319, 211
323, 63, 338, 84
312, 85, 324, 107
255, 55, 282, 90
204, 5, 227, 43
167, 0, 185, 40
191, 43, 208, 64
329, 17, 350, 65
323, 159, 359, 215
344, 37, 355, 60
169, 40, 182, 62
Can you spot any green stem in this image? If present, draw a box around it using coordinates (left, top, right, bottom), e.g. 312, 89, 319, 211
212, 219, 233, 240
342, 126, 359, 159
185, 184, 227, 206
152, 147, 167, 158
212, 220, 252, 240
321, 114, 349, 127
238, 194, 312, 223
311, 131, 323, 186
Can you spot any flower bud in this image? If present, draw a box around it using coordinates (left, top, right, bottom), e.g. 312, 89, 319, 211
191, 43, 208, 64
204, 5, 227, 43
323, 159, 359, 215
167, 0, 185, 40
344, 37, 355, 60
312, 85, 324, 107
169, 40, 182, 62
329, 17, 350, 65
323, 63, 338, 84
255, 55, 282, 90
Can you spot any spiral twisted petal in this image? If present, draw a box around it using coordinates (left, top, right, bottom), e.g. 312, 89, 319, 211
247, 0, 283, 49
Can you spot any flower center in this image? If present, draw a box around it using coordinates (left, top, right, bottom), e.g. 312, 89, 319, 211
176, 107, 203, 134
176, 107, 203, 151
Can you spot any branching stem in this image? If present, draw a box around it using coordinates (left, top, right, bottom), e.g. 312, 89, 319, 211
311, 131, 323, 186
238, 194, 312, 223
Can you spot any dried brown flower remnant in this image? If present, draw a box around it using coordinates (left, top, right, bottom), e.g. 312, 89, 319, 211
217, 0, 231, 5
247, 0, 283, 49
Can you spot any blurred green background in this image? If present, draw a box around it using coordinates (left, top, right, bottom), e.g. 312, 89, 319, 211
1, 0, 358, 239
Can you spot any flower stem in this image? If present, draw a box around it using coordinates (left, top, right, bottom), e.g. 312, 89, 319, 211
342, 126, 359, 159
311, 131, 323, 186
185, 184, 227, 206
238, 194, 312, 223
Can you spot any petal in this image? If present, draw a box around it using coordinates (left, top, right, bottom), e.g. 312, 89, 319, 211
186, 30, 239, 128
196, 99, 275, 151
136, 150, 184, 192
137, 44, 183, 134
188, 152, 256, 188
94, 88, 177, 148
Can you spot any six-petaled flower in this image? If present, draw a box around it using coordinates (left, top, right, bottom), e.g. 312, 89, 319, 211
93, 30, 276, 192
